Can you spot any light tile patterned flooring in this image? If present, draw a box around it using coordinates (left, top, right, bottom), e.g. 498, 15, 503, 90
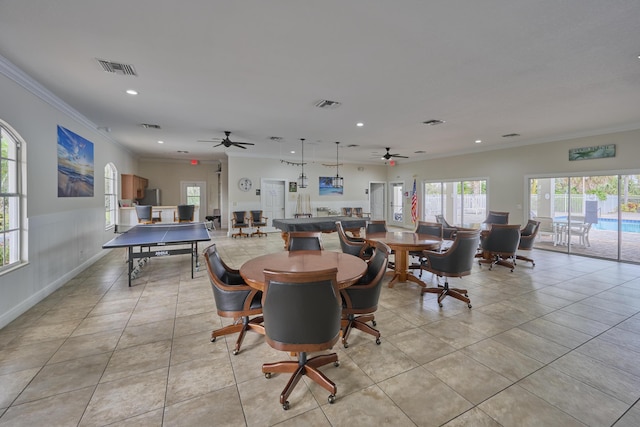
1, 229, 640, 426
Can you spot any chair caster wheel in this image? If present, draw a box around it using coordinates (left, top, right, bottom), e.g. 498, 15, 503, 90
328, 394, 336, 404
210, 337, 216, 343
468, 303, 472, 308
264, 372, 272, 379
334, 361, 340, 367
375, 338, 381, 345
372, 320, 377, 326
343, 343, 349, 348
283, 401, 290, 410
232, 349, 239, 355
438, 302, 443, 308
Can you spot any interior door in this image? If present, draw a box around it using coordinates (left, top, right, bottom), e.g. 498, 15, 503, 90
261, 179, 286, 227
180, 181, 206, 222
389, 181, 404, 226
369, 182, 386, 220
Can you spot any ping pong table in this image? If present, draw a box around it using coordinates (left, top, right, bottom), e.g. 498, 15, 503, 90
103, 222, 211, 286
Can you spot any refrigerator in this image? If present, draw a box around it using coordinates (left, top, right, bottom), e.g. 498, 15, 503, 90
138, 188, 161, 206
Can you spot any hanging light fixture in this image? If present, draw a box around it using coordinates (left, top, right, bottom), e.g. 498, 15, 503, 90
297, 138, 308, 188
331, 141, 344, 188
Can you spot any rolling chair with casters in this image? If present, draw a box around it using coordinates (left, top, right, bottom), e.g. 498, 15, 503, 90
435, 215, 458, 240
336, 221, 371, 259
261, 268, 342, 410
250, 210, 268, 237
482, 210, 510, 225
286, 231, 324, 251
231, 211, 249, 238
420, 230, 480, 308
516, 219, 540, 266
409, 221, 443, 276
174, 204, 195, 222
365, 220, 394, 269
203, 244, 264, 355
478, 224, 521, 272
340, 241, 390, 348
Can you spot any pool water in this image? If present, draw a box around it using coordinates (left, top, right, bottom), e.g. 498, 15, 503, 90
592, 218, 640, 233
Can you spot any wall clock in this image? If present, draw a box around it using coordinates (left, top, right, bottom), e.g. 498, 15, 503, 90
238, 177, 252, 192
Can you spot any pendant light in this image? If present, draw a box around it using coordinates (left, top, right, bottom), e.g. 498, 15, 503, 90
331, 141, 344, 188
297, 138, 308, 188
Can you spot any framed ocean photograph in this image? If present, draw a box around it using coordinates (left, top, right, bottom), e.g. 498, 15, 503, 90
319, 176, 343, 195
57, 125, 94, 197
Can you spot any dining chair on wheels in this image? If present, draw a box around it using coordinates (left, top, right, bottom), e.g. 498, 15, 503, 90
261, 268, 342, 410
250, 210, 268, 237
435, 215, 458, 240
516, 219, 540, 266
365, 220, 388, 234
336, 221, 370, 259
478, 224, 521, 271
174, 204, 195, 222
409, 221, 443, 276
340, 241, 390, 348
420, 230, 480, 308
231, 211, 249, 238
204, 244, 264, 355
286, 231, 324, 251
482, 211, 510, 225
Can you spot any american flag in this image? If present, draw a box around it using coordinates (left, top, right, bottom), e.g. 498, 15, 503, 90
411, 179, 418, 223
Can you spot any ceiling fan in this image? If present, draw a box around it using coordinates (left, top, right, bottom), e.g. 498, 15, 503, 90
379, 147, 408, 160
198, 131, 255, 149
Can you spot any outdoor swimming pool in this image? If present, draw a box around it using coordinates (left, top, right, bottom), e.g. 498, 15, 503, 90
592, 218, 640, 233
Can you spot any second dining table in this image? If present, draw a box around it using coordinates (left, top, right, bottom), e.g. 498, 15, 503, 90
365, 231, 441, 289
239, 250, 368, 291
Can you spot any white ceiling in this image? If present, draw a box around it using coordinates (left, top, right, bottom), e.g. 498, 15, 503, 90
1, 0, 640, 165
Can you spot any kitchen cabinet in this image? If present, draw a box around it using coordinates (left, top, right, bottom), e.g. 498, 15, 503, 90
121, 174, 148, 199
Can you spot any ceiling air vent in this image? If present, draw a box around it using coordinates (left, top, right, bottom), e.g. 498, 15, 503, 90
502, 133, 521, 138
269, 136, 284, 142
314, 99, 341, 109
140, 123, 161, 129
423, 119, 445, 126
96, 59, 138, 76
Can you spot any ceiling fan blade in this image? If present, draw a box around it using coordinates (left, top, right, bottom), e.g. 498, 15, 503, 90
392, 154, 409, 158
234, 142, 255, 146
213, 142, 225, 148
232, 143, 248, 149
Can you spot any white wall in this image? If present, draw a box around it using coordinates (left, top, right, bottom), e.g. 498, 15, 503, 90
0, 57, 136, 328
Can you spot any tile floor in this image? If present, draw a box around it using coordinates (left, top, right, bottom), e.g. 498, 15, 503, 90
1, 229, 640, 426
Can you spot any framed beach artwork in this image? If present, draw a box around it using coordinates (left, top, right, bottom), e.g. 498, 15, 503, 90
57, 125, 94, 197
319, 176, 343, 195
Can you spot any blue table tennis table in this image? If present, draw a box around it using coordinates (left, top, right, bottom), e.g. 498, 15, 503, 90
103, 222, 211, 286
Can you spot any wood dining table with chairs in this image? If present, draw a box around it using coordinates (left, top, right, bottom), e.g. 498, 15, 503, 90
365, 231, 441, 289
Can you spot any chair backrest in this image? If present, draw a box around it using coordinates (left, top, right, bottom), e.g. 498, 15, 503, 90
342, 241, 390, 311
287, 231, 324, 251
415, 221, 443, 238
366, 220, 388, 234
336, 221, 366, 257
518, 220, 540, 250
135, 205, 153, 223
250, 210, 265, 224
481, 224, 521, 254
435, 214, 453, 228
423, 231, 480, 277
536, 216, 554, 233
203, 244, 261, 315
483, 211, 510, 225
342, 207, 353, 217
353, 207, 363, 217
213, 208, 221, 217
232, 211, 247, 225
176, 204, 195, 222
262, 268, 341, 350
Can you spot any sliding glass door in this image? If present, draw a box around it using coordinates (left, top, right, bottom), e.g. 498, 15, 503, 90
423, 179, 487, 226
529, 174, 640, 263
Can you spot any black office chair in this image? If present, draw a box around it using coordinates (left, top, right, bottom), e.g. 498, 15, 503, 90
261, 268, 341, 410
516, 219, 540, 266
478, 224, 521, 271
421, 230, 480, 308
231, 211, 249, 238
203, 244, 264, 355
174, 204, 195, 222
287, 231, 324, 251
250, 210, 268, 237
135, 205, 153, 224
435, 215, 458, 240
365, 220, 388, 234
336, 221, 370, 259
409, 221, 443, 275
340, 241, 390, 348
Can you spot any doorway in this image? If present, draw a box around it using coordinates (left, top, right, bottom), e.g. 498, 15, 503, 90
389, 181, 404, 226
369, 182, 386, 220
180, 181, 206, 221
261, 179, 286, 229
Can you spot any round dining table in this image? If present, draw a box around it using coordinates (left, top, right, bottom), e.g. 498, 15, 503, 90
239, 250, 367, 291
365, 231, 441, 288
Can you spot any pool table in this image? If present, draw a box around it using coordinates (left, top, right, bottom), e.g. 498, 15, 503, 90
272, 216, 367, 248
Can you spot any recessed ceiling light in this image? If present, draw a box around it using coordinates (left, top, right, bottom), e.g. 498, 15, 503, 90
475, 140, 482, 144
157, 140, 164, 144
356, 122, 364, 127
290, 150, 295, 154
126, 89, 138, 95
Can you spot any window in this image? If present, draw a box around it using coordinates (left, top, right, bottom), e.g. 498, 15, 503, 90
0, 122, 23, 271
423, 179, 487, 226
105, 163, 117, 228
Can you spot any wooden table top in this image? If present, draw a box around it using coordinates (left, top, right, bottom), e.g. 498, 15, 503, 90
365, 231, 441, 251
239, 250, 367, 291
